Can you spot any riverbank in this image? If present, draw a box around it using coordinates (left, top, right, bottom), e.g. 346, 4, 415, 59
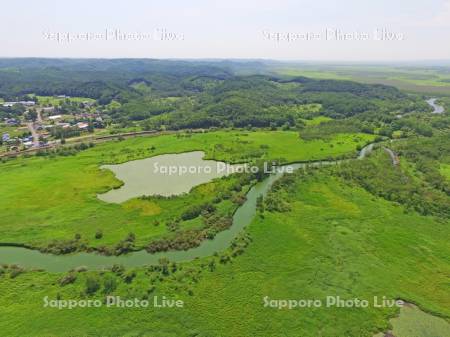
0, 142, 376, 272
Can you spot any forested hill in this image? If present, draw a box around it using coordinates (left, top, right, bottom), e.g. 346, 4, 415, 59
117, 74, 427, 130
0, 58, 430, 130
0, 58, 233, 102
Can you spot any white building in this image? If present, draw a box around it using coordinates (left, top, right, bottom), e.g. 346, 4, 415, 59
3, 102, 18, 107
3, 101, 35, 107
19, 101, 36, 106
76, 122, 89, 129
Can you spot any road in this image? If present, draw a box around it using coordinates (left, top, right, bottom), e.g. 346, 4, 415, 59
36, 109, 43, 123
26, 122, 40, 148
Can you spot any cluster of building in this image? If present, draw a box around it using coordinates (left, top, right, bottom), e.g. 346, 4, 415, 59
44, 114, 102, 130
1, 132, 35, 149
4, 118, 20, 126
44, 120, 89, 130
2, 101, 36, 107
1, 95, 106, 152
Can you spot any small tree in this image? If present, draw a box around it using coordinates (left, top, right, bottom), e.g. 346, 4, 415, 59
158, 258, 170, 276
111, 264, 125, 276
85, 276, 100, 295
103, 276, 117, 294
59, 272, 77, 286
126, 232, 136, 242
122, 270, 136, 284
95, 230, 103, 239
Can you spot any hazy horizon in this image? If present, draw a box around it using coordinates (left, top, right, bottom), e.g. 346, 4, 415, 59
2, 57, 450, 67
1, 0, 450, 61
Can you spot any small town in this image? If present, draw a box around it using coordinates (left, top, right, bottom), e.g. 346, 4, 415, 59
0, 95, 105, 153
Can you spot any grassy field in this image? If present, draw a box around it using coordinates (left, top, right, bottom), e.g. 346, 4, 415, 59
130, 81, 153, 94
0, 130, 374, 250
34, 95, 95, 106
0, 125, 26, 137
272, 65, 450, 95
441, 164, 450, 180
0, 167, 448, 336
302, 116, 333, 126
273, 68, 351, 80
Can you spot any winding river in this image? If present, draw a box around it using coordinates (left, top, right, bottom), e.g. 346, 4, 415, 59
0, 145, 374, 272
1, 97, 439, 272
426, 98, 445, 114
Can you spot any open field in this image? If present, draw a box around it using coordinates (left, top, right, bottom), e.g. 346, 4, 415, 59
274, 68, 352, 80
272, 65, 450, 95
0, 125, 26, 137
0, 130, 374, 250
301, 116, 333, 126
34, 95, 96, 106
0, 166, 448, 336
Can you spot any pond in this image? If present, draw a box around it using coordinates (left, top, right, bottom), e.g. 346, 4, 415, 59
98, 151, 244, 203
374, 303, 450, 337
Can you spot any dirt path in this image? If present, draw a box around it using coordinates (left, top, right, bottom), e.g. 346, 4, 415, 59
36, 109, 43, 123
26, 122, 40, 148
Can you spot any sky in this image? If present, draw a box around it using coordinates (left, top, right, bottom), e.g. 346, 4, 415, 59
1, 0, 450, 61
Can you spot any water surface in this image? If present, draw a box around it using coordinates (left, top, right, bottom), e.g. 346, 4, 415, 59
98, 151, 244, 203
374, 303, 450, 337
426, 98, 445, 114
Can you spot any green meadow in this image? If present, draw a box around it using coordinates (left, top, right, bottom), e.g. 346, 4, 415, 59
0, 125, 26, 138
0, 131, 374, 250
34, 95, 95, 106
441, 164, 450, 180
273, 65, 450, 95
0, 165, 448, 336
301, 116, 333, 126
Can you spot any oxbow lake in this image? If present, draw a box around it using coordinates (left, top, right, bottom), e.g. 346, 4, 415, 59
98, 151, 245, 203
